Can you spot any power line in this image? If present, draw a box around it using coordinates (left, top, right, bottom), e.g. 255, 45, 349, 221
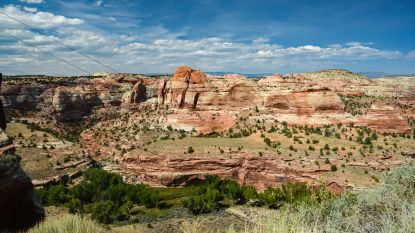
0, 29, 92, 75
0, 11, 120, 73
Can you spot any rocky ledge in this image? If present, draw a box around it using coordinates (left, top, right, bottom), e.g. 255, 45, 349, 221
111, 152, 345, 194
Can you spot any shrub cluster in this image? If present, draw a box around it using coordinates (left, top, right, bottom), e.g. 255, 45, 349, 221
36, 168, 160, 224
266, 165, 415, 233
17, 119, 79, 142
182, 175, 333, 215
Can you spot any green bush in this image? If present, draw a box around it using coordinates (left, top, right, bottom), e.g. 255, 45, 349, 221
187, 146, 194, 154
261, 165, 415, 233
36, 168, 160, 224
182, 175, 331, 215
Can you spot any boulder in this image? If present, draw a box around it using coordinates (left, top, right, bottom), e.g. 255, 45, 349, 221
0, 153, 45, 231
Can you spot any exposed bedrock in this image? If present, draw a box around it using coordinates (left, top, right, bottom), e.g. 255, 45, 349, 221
157, 67, 414, 134
1, 68, 414, 134
157, 66, 345, 113
1, 74, 155, 121
119, 153, 344, 193
0, 150, 45, 231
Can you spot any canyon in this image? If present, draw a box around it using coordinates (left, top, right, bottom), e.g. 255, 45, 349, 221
1, 67, 415, 194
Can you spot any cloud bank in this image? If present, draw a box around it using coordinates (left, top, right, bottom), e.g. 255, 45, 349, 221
0, 4, 413, 75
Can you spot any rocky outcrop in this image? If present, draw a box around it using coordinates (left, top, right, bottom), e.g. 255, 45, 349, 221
1, 68, 414, 134
0, 152, 45, 231
0, 76, 44, 232
263, 88, 344, 113
155, 67, 415, 134
158, 66, 207, 109
158, 67, 344, 113
122, 80, 147, 104
120, 153, 343, 192
1, 74, 150, 121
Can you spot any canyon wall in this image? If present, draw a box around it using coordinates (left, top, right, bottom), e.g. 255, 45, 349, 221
119, 153, 343, 192
1, 74, 156, 121
1, 68, 414, 134
157, 66, 345, 114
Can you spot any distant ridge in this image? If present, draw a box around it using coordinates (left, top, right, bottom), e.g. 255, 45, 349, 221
205, 71, 273, 78
302, 69, 371, 83
358, 71, 389, 78
358, 71, 415, 78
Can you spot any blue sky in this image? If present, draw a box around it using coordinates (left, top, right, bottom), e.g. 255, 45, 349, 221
0, 0, 414, 75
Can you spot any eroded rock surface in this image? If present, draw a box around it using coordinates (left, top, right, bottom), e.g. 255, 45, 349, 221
0, 151, 45, 231
120, 153, 328, 191
154, 67, 414, 134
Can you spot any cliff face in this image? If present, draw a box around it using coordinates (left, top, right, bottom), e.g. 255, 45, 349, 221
1, 67, 414, 134
1, 75, 154, 121
158, 66, 345, 113
156, 67, 414, 134
120, 153, 330, 191
0, 74, 44, 232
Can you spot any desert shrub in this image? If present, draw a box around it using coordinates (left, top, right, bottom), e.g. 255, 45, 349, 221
255, 165, 415, 233
187, 146, 194, 153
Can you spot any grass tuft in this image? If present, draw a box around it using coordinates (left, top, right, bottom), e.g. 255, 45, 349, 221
27, 215, 103, 233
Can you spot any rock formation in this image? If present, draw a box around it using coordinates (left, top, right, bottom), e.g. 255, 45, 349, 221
157, 67, 345, 114
1, 67, 414, 133
114, 153, 345, 194
0, 75, 44, 232
0, 149, 45, 231
158, 66, 208, 109
155, 67, 414, 134
122, 79, 147, 104
0, 74, 153, 121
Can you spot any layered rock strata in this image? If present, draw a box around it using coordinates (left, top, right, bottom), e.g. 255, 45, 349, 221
117, 153, 345, 193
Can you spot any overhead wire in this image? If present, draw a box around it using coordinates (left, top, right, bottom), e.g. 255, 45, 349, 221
0, 29, 92, 75
0, 11, 120, 73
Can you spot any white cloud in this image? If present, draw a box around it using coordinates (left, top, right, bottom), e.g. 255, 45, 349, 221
95, 0, 103, 6
257, 50, 274, 57
0, 5, 84, 29
253, 37, 270, 44
406, 50, 415, 59
23, 6, 37, 13
287, 45, 322, 53
108, 17, 117, 22
18, 0, 43, 4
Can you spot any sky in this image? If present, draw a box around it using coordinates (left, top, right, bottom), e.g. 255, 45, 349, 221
0, 0, 414, 75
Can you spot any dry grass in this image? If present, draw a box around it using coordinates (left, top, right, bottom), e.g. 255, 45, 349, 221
28, 215, 104, 233
226, 165, 415, 233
